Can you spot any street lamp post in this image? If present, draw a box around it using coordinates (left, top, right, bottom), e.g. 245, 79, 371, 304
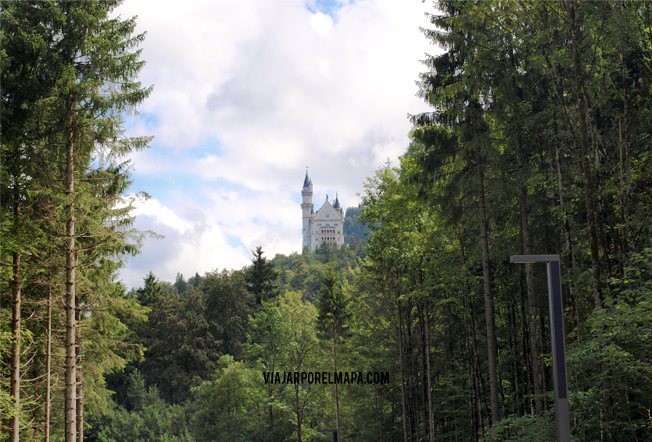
510, 254, 570, 442
317, 429, 338, 442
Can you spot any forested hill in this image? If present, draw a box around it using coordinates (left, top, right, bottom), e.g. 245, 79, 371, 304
342, 205, 371, 247
90, 244, 374, 441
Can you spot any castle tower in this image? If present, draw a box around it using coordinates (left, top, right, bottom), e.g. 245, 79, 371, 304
301, 169, 314, 251
333, 193, 342, 214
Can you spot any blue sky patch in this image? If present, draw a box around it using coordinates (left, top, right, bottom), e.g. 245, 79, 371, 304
128, 172, 208, 207
305, 0, 352, 20
187, 137, 224, 159
227, 235, 246, 250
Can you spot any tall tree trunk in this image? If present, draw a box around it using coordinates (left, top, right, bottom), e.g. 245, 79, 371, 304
424, 302, 435, 442
554, 141, 581, 334
476, 151, 500, 425
418, 302, 429, 440
76, 301, 83, 442
45, 281, 52, 442
10, 191, 21, 442
566, 0, 603, 308
518, 280, 534, 415
294, 382, 302, 442
405, 300, 417, 440
511, 82, 544, 415
65, 109, 77, 442
620, 47, 632, 249
332, 326, 340, 442
397, 297, 409, 442
268, 322, 275, 442
507, 299, 520, 416
464, 303, 479, 442
268, 394, 274, 442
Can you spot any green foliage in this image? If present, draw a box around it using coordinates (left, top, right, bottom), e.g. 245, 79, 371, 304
245, 246, 279, 304
569, 248, 652, 441
174, 273, 191, 296
484, 412, 556, 442
87, 371, 194, 442
202, 269, 254, 359
190, 355, 264, 442
316, 265, 350, 342
343, 205, 371, 247
137, 284, 221, 405
1, 1, 153, 437
6, 1, 652, 440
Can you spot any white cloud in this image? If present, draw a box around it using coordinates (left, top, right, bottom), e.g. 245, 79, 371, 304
310, 12, 334, 36
114, 0, 441, 288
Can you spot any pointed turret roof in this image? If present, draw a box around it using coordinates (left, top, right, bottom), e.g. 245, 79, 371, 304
303, 168, 312, 188
333, 193, 341, 209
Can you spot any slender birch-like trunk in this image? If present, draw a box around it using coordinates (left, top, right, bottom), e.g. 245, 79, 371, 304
45, 281, 52, 442
65, 107, 77, 442
424, 302, 435, 442
76, 301, 83, 442
397, 297, 409, 442
476, 151, 500, 425
10, 187, 21, 442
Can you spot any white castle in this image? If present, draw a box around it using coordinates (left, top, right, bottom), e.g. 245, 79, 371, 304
301, 170, 345, 252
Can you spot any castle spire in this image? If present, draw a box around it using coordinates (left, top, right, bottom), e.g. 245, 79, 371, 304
303, 167, 310, 188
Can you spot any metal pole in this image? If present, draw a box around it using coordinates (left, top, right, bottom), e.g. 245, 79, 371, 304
547, 260, 570, 442
510, 254, 571, 441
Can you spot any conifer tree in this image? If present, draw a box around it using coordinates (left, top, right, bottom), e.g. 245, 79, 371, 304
316, 265, 350, 441
246, 246, 279, 304
2, 1, 151, 440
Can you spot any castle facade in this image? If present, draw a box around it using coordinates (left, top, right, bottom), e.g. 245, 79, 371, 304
301, 170, 344, 252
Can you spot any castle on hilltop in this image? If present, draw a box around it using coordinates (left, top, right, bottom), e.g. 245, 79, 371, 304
301, 170, 344, 252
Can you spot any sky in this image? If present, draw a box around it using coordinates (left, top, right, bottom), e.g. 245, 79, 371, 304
114, 0, 441, 289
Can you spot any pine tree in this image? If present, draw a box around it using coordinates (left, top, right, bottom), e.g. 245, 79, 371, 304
2, 1, 152, 440
246, 246, 279, 304
316, 265, 350, 441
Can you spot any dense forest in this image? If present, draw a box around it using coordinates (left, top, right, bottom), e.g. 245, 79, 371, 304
2, 1, 652, 442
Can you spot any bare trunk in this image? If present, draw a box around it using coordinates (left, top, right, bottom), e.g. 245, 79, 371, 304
424, 303, 435, 442
418, 303, 428, 439
398, 298, 409, 442
65, 109, 77, 442
76, 302, 83, 442
268, 322, 275, 442
476, 152, 500, 425
405, 300, 416, 440
268, 387, 274, 442
294, 382, 302, 442
10, 180, 22, 442
621, 48, 632, 248
511, 96, 543, 415
10, 251, 21, 442
566, 0, 603, 308
554, 141, 581, 334
464, 302, 479, 442
45, 281, 52, 442
333, 326, 340, 442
